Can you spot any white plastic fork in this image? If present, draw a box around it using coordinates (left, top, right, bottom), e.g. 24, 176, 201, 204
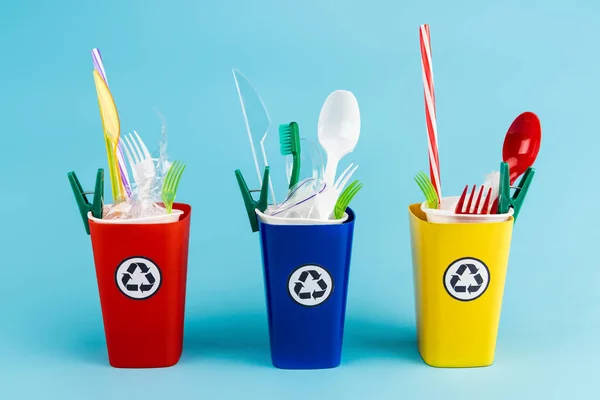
313, 163, 359, 220
335, 163, 359, 194
122, 130, 156, 191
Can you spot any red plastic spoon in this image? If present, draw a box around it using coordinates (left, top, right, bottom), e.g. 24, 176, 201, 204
502, 111, 542, 185
491, 111, 541, 213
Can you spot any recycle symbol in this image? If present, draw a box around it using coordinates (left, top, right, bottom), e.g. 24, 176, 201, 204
450, 263, 485, 294
115, 257, 162, 300
288, 265, 333, 306
294, 269, 328, 300
444, 257, 490, 301
121, 262, 156, 293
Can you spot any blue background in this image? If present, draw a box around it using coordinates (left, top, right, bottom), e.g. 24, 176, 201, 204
0, 0, 597, 398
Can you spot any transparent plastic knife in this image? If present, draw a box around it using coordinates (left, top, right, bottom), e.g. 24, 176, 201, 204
232, 68, 277, 205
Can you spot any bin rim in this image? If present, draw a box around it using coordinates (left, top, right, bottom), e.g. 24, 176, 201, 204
88, 202, 192, 227
408, 203, 513, 226
257, 207, 356, 227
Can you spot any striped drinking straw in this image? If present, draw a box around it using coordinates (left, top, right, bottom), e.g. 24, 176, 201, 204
419, 24, 442, 205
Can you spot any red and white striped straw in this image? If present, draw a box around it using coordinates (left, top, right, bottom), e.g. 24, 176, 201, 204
419, 24, 442, 203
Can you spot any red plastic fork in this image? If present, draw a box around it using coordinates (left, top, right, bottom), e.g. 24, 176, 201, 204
455, 185, 493, 214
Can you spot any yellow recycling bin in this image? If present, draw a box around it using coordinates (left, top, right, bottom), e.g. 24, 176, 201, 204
408, 203, 514, 367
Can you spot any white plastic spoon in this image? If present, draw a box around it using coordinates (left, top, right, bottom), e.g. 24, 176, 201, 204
317, 90, 361, 188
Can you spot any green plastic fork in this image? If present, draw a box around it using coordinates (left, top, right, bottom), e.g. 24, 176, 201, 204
334, 180, 363, 219
414, 170, 439, 209
161, 160, 186, 213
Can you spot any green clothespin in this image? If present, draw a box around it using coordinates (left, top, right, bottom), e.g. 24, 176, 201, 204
235, 166, 270, 232
498, 162, 535, 222
68, 168, 104, 235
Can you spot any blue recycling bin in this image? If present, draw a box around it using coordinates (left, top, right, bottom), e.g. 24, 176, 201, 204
257, 207, 356, 369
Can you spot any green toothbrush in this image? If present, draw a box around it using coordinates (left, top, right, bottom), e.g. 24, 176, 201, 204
279, 122, 301, 189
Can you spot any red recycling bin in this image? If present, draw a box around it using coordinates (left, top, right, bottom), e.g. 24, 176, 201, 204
88, 203, 192, 368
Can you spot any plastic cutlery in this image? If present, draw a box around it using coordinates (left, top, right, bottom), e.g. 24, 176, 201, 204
122, 131, 156, 193
161, 160, 186, 213
334, 180, 363, 219
314, 163, 359, 220
232, 68, 277, 205
92, 69, 124, 203
455, 185, 493, 214
493, 112, 541, 218
502, 111, 541, 185
414, 171, 438, 209
91, 48, 131, 199
318, 90, 361, 188
335, 163, 359, 193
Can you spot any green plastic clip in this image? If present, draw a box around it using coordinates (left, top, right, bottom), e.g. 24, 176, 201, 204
498, 162, 535, 222
235, 166, 270, 232
68, 168, 104, 235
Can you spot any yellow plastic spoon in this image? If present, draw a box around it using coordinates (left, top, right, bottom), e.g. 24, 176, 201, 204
92, 69, 124, 203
